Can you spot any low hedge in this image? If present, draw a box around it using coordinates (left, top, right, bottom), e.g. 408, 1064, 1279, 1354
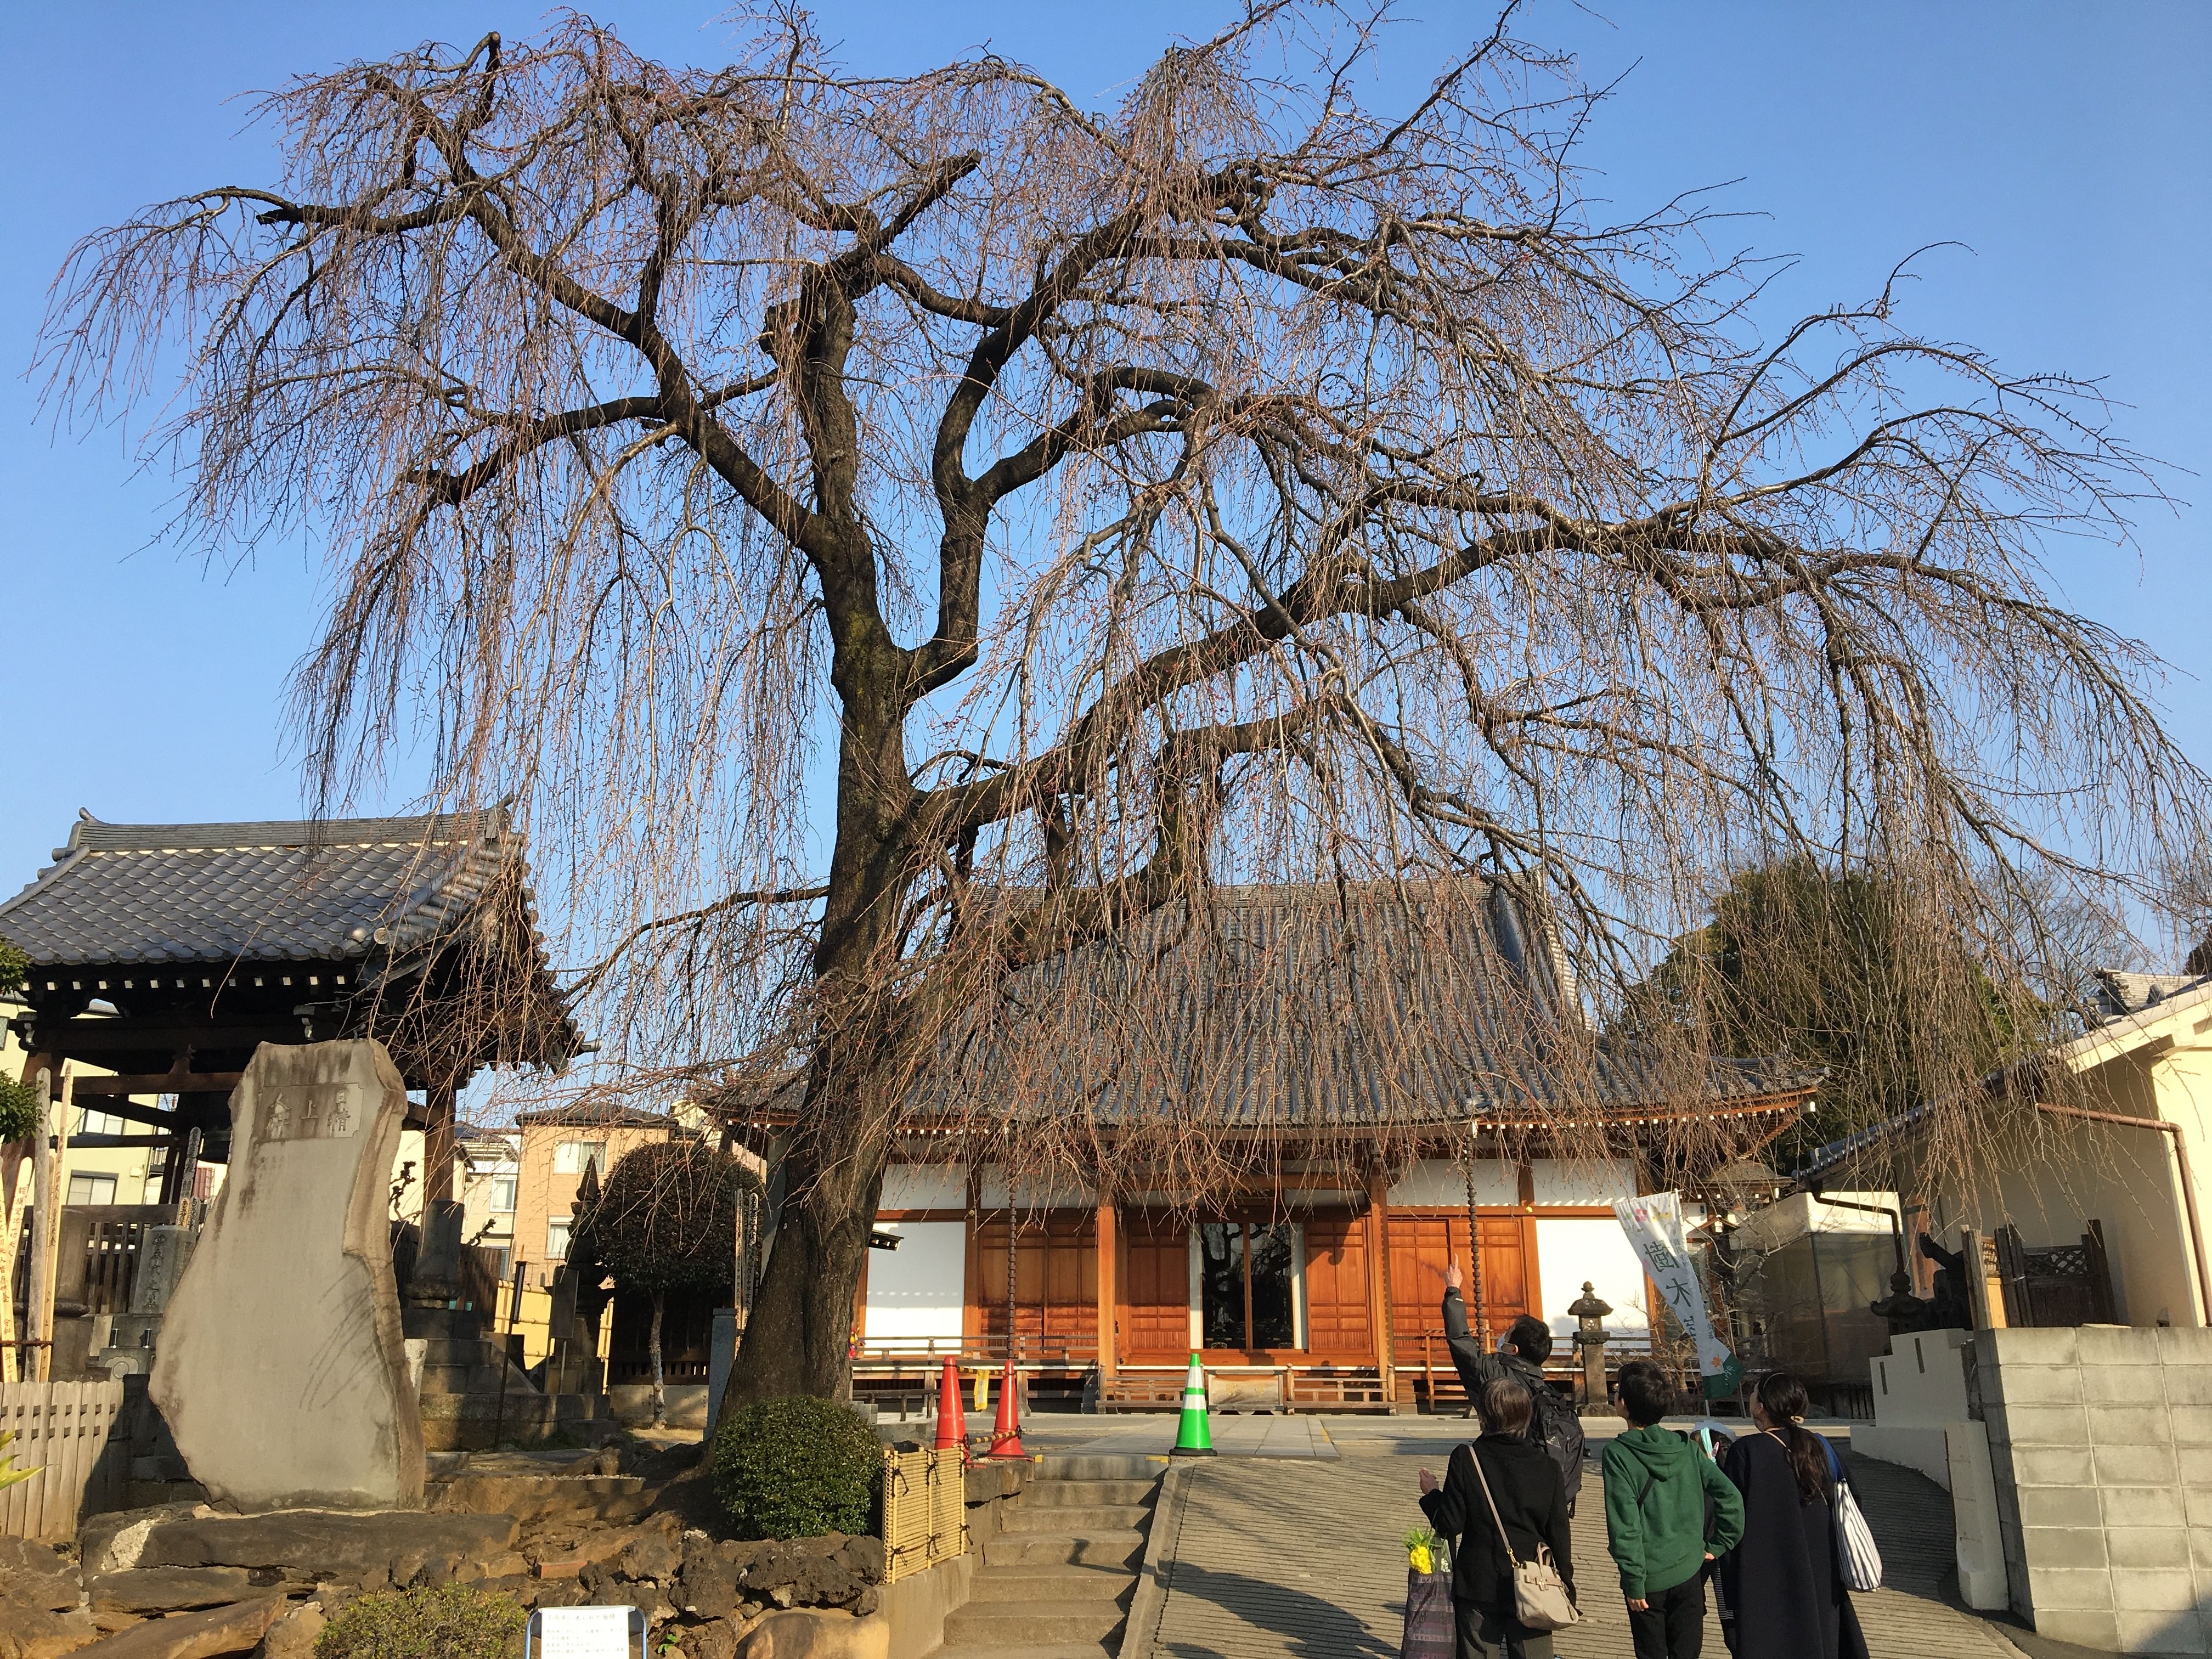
713, 1395, 881, 1539
316, 1584, 526, 1659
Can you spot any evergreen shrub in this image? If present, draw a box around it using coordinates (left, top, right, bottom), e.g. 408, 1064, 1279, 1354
713, 1395, 881, 1539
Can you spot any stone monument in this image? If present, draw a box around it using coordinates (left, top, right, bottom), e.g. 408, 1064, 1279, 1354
1567, 1281, 1614, 1410
151, 1040, 425, 1509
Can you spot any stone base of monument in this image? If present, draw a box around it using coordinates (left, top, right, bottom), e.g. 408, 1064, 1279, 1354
403, 1304, 608, 1452
427, 1447, 650, 1525
417, 1390, 608, 1452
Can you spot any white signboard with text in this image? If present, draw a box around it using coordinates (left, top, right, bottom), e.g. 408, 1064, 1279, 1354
526, 1606, 644, 1659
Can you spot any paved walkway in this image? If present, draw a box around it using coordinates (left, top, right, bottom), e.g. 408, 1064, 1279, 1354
1021, 1414, 1340, 1460
1141, 1420, 2024, 1659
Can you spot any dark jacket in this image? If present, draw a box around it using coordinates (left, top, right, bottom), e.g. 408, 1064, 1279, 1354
1715, 1431, 1867, 1659
1442, 1287, 1551, 1401
1442, 1287, 1582, 1518
1600, 1425, 1745, 1599
1419, 1434, 1576, 1613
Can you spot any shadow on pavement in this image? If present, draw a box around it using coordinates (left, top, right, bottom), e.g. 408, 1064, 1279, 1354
1156, 1561, 1400, 1659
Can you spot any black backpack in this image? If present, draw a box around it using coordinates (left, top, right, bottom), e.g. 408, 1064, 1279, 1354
1525, 1373, 1587, 1515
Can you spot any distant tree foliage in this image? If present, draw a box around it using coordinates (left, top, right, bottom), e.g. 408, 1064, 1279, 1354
1, 943, 47, 1140
573, 1139, 755, 1426
1630, 861, 2009, 1167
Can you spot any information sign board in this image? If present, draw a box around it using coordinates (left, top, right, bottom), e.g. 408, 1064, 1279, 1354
524, 1606, 646, 1659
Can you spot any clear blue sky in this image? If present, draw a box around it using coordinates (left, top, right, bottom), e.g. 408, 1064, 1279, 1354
1, 2, 2205, 923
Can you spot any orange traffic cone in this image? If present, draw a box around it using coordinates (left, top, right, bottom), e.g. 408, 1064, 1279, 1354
986, 1359, 1025, 1459
933, 1358, 967, 1457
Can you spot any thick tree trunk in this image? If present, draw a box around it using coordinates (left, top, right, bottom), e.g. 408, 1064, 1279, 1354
717, 623, 917, 1420
720, 1079, 895, 1411
648, 1289, 666, 1429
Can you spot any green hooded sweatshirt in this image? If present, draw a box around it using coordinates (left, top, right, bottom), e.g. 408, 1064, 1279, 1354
1600, 1426, 1746, 1600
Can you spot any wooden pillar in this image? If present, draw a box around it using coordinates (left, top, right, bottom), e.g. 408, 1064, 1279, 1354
962, 1168, 983, 1353
424, 1080, 459, 1204
24, 1063, 56, 1381
1095, 1197, 1118, 1383
1365, 1168, 1396, 1405
1, 1054, 55, 1380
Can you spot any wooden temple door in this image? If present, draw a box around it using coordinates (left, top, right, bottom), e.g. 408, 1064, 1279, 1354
1386, 1211, 1541, 1402
1118, 1213, 1193, 1361
1301, 1212, 1374, 1361
970, 1214, 1098, 1364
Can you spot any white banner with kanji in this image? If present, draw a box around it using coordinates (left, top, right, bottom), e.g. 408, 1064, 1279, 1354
1613, 1190, 1737, 1393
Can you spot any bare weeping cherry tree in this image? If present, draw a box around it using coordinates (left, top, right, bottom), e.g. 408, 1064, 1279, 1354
42, 4, 2205, 1402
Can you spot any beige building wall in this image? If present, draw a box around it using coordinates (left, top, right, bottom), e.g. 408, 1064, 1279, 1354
1921, 985, 2212, 1330
513, 1118, 676, 1294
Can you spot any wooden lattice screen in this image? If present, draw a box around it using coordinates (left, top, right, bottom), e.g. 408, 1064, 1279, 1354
0, 1380, 128, 1541
880, 1446, 967, 1583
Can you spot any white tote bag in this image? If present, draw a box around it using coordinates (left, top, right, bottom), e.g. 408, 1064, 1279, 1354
1822, 1437, 1883, 1592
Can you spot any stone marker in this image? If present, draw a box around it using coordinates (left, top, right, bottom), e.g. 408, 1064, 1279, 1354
151, 1040, 425, 1509
131, 1227, 200, 1319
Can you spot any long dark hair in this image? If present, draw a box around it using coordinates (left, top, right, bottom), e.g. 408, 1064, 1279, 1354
1757, 1372, 1833, 1505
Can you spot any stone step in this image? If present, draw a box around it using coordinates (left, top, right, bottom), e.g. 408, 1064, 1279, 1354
1021, 1479, 1158, 1508
943, 1601, 1127, 1647
419, 1365, 508, 1397
1032, 1455, 1169, 1482
998, 1505, 1150, 1536
416, 1392, 601, 1452
416, 1407, 562, 1433
421, 1338, 497, 1365
982, 1531, 1148, 1570
927, 1643, 1115, 1659
966, 1565, 1135, 1604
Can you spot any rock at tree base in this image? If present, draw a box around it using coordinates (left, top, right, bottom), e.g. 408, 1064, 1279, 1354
253, 1602, 323, 1659
114, 1508, 515, 1582
0, 1604, 98, 1659
0, 1539, 85, 1614
84, 1571, 262, 1615
63, 1598, 286, 1659
150, 1041, 424, 1510
735, 1607, 887, 1659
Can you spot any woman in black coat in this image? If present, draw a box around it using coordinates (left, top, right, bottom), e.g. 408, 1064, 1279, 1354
1715, 1372, 1867, 1659
1418, 1376, 1576, 1659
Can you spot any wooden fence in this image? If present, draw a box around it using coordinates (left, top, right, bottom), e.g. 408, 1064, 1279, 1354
880, 1445, 966, 1583
0, 1380, 128, 1540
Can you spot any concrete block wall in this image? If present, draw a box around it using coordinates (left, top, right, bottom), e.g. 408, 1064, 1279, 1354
1976, 1325, 2212, 1654
1946, 1421, 2010, 1611
1860, 1328, 1974, 1489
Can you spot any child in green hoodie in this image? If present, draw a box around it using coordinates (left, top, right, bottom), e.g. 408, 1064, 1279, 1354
1601, 1360, 1746, 1658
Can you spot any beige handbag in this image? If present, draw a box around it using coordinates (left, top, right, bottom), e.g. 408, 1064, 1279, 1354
1466, 1443, 1579, 1632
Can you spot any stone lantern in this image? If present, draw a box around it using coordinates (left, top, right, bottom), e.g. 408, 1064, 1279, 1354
1567, 1281, 1613, 1410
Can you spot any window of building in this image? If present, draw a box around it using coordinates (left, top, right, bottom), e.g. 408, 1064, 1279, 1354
66, 1173, 118, 1206
1197, 1222, 1299, 1350
487, 1177, 517, 1213
547, 1217, 572, 1260
76, 1108, 132, 1137
553, 1140, 605, 1176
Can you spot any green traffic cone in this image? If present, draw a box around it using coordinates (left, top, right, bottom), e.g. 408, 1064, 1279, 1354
1171, 1352, 1215, 1457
